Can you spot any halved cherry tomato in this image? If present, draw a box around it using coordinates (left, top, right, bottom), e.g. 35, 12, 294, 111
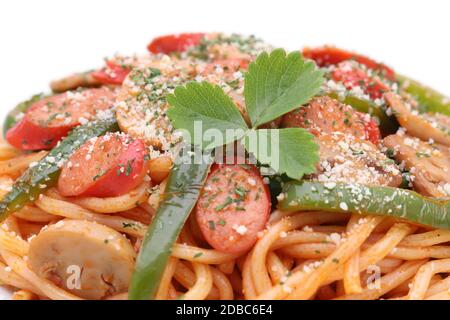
147, 33, 205, 54
331, 62, 390, 100
6, 88, 115, 150
58, 132, 149, 198
303, 46, 395, 81
91, 61, 131, 85
196, 162, 271, 254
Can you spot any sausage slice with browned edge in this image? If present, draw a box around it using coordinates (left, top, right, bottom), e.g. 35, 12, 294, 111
282, 96, 381, 144
196, 163, 271, 255
58, 132, 149, 198
6, 88, 116, 150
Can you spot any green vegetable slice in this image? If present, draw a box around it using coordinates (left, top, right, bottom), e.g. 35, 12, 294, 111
3, 93, 46, 137
129, 147, 212, 300
0, 117, 119, 221
280, 181, 450, 229
397, 74, 450, 116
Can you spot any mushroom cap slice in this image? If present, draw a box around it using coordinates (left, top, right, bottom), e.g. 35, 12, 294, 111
115, 60, 191, 151
384, 133, 450, 198
28, 219, 136, 300
385, 92, 450, 147
313, 133, 402, 187
116, 56, 249, 152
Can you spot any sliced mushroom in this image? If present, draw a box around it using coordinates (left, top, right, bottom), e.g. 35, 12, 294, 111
313, 133, 402, 187
384, 133, 450, 198
116, 55, 248, 151
50, 72, 101, 93
385, 92, 450, 147
115, 57, 195, 151
50, 54, 153, 93
28, 219, 136, 300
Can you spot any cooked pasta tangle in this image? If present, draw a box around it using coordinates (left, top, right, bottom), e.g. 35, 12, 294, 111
0, 123, 448, 300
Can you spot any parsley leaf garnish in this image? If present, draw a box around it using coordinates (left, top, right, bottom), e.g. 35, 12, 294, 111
245, 49, 324, 127
166, 49, 323, 180
243, 128, 319, 179
167, 82, 248, 149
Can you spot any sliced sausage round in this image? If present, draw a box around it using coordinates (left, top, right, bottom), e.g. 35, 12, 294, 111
282, 96, 368, 138
196, 163, 271, 254
6, 88, 115, 150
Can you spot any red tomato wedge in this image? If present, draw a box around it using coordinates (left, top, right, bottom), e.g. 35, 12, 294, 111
58, 133, 149, 198
331, 62, 390, 100
147, 33, 205, 54
91, 61, 131, 85
196, 163, 271, 254
6, 88, 115, 150
303, 46, 395, 81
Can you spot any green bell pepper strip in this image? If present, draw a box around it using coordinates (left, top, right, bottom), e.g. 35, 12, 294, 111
3, 93, 46, 137
327, 92, 398, 135
279, 181, 450, 229
129, 147, 212, 300
0, 117, 119, 221
396, 74, 450, 116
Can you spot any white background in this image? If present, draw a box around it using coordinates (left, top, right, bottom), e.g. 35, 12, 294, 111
0, 0, 449, 118
0, 0, 448, 300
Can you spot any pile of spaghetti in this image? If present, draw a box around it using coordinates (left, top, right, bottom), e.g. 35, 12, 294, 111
0, 33, 449, 300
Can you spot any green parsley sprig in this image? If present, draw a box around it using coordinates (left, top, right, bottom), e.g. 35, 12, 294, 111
167, 49, 324, 180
